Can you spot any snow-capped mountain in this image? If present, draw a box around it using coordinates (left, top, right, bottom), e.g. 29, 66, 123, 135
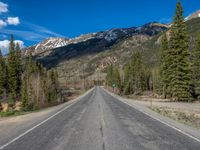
185, 10, 200, 21
24, 37, 69, 56
35, 37, 69, 50
23, 22, 168, 67
24, 35, 96, 56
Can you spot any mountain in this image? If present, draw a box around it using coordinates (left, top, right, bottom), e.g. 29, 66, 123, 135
23, 14, 200, 85
24, 22, 168, 63
106, 17, 200, 71
23, 22, 168, 83
186, 10, 200, 21
23, 35, 95, 57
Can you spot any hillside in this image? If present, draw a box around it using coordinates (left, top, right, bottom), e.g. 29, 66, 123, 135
23, 15, 200, 85
105, 17, 200, 69
24, 23, 168, 84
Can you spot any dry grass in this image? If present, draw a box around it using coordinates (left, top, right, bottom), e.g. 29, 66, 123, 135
151, 106, 200, 129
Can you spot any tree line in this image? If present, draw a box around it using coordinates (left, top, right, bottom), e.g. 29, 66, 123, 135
106, 1, 200, 101
0, 35, 59, 112
106, 51, 151, 95
158, 1, 200, 101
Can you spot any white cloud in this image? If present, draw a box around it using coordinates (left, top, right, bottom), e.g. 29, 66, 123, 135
0, 40, 25, 55
1, 29, 48, 41
0, 1, 20, 29
0, 19, 7, 28
14, 40, 24, 48
0, 2, 8, 14
1, 22, 65, 42
24, 22, 64, 37
6, 17, 20, 25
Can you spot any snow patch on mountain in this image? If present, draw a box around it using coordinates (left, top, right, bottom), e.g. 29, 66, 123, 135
35, 37, 69, 50
24, 22, 168, 57
104, 29, 118, 42
185, 10, 200, 21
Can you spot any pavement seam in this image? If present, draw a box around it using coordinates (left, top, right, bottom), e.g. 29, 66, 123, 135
102, 88, 200, 144
100, 96, 106, 150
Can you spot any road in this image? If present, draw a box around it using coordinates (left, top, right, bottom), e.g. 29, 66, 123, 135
1, 86, 200, 150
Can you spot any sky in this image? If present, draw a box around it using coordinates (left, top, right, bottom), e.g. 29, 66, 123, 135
0, 0, 200, 54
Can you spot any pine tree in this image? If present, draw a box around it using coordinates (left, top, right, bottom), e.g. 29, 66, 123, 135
191, 35, 200, 99
15, 43, 22, 97
131, 51, 146, 94
159, 33, 169, 98
0, 49, 5, 97
106, 65, 114, 86
123, 64, 131, 94
123, 51, 148, 95
49, 70, 58, 102
7, 35, 18, 102
112, 68, 122, 92
21, 75, 28, 110
169, 1, 191, 101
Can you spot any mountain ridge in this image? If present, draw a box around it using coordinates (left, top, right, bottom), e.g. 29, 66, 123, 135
22, 10, 200, 84
24, 22, 168, 58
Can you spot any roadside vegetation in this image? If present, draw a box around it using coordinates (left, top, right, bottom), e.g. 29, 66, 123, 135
106, 1, 200, 102
0, 35, 60, 116
151, 106, 200, 129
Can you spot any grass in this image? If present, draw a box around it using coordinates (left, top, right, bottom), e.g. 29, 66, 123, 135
151, 106, 200, 129
125, 95, 142, 100
0, 111, 26, 117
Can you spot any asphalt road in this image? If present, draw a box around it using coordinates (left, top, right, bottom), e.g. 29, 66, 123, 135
1, 86, 200, 150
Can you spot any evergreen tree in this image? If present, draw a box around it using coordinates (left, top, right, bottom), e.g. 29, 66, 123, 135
49, 70, 58, 102
7, 35, 18, 102
159, 33, 169, 98
191, 35, 200, 99
15, 43, 22, 97
123, 64, 131, 94
21, 75, 28, 110
106, 65, 114, 86
123, 51, 148, 95
0, 49, 5, 97
112, 68, 122, 92
169, 1, 191, 101
131, 51, 147, 94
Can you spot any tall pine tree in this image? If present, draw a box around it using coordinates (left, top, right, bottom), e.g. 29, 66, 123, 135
169, 1, 191, 101
191, 35, 200, 99
15, 43, 22, 96
21, 74, 28, 110
106, 65, 114, 86
123, 51, 148, 95
159, 33, 169, 98
7, 35, 18, 102
112, 68, 122, 92
0, 49, 5, 98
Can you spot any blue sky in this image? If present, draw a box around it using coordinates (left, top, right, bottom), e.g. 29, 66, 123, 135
0, 0, 200, 53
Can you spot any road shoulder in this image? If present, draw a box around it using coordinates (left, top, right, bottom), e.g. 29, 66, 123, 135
0, 88, 94, 148
102, 88, 200, 143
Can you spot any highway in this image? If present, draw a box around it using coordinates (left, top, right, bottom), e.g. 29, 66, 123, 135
0, 87, 200, 150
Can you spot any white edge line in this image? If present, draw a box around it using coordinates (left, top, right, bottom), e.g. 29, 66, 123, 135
103, 88, 200, 143
0, 88, 93, 150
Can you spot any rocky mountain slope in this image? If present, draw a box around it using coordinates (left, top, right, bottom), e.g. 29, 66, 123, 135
186, 10, 200, 21
25, 22, 168, 60
24, 22, 168, 83
24, 15, 200, 84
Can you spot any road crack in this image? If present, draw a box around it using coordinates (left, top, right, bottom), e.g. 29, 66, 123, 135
100, 101, 106, 150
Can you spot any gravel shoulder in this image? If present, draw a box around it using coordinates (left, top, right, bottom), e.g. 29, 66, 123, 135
132, 100, 200, 113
